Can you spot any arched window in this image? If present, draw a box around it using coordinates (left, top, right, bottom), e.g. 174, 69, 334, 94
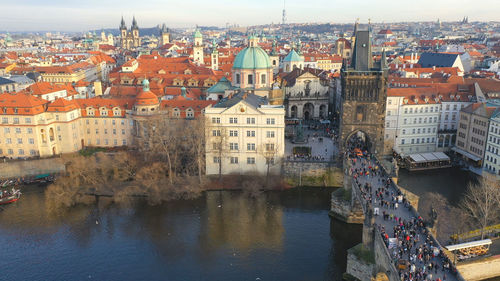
247, 74, 253, 84
261, 74, 266, 84
236, 74, 240, 84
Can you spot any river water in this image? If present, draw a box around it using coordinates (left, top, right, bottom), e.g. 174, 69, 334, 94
0, 186, 362, 281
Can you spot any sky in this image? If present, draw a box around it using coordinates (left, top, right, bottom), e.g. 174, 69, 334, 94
1, 0, 499, 32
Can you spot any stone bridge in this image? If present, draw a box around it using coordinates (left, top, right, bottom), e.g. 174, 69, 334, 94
337, 155, 467, 281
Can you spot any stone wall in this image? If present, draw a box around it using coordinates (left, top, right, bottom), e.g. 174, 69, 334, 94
283, 160, 343, 187
0, 158, 65, 179
330, 191, 365, 224
346, 247, 375, 281
373, 228, 400, 281
457, 255, 500, 281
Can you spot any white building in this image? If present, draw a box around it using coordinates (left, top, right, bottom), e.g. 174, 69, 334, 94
385, 88, 441, 155
205, 92, 285, 175
483, 109, 500, 176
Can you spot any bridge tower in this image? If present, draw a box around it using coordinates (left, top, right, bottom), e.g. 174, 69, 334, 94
339, 25, 388, 156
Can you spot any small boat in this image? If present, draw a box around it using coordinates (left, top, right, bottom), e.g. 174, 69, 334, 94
0, 189, 21, 205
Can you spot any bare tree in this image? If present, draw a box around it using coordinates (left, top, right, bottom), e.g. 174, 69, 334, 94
460, 174, 500, 239
139, 118, 181, 184
185, 117, 208, 184
208, 125, 228, 181
259, 141, 281, 187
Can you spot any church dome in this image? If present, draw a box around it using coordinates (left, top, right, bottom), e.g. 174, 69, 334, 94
135, 79, 159, 105
232, 46, 272, 70
283, 49, 303, 62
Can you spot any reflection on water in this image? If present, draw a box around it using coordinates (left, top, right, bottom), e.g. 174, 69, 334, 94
0, 186, 361, 281
398, 167, 477, 205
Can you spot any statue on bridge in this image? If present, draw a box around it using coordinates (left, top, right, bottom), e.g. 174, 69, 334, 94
391, 157, 399, 178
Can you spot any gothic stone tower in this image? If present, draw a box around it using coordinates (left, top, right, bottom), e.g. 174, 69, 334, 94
340, 28, 388, 156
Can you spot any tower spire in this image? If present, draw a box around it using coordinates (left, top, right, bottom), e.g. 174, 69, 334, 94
282, 0, 286, 25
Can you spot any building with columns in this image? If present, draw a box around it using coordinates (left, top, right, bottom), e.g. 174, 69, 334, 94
282, 68, 331, 120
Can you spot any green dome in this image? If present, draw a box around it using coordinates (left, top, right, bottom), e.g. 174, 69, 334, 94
232, 46, 272, 70
283, 49, 303, 62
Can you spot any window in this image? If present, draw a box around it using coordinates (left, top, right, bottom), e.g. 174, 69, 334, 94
96, 129, 99, 134
229, 117, 238, 124
236, 74, 240, 84
18, 149, 24, 155
8, 149, 13, 155
266, 131, 275, 138
266, 143, 275, 151
212, 130, 221, 136
266, 118, 275, 125
29, 138, 34, 144
30, 150, 36, 156
57, 126, 60, 132
17, 138, 22, 144
247, 130, 255, 137
401, 139, 405, 144
261, 74, 266, 84
246, 117, 255, 124
2, 117, 7, 124
229, 143, 239, 150
87, 129, 90, 134
122, 129, 125, 135
213, 157, 221, 163
212, 117, 221, 123
122, 140, 127, 145
27, 128, 32, 134
230, 157, 239, 164
247, 157, 255, 164
402, 129, 406, 135
404, 108, 408, 114
247, 143, 256, 151
403, 119, 407, 125
25, 118, 31, 124
15, 128, 21, 134
247, 74, 253, 84
96, 139, 101, 145
388, 100, 392, 105
6, 138, 11, 144
55, 115, 59, 121
113, 129, 116, 135
13, 117, 19, 124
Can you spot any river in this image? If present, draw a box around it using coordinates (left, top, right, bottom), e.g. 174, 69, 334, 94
0, 186, 361, 281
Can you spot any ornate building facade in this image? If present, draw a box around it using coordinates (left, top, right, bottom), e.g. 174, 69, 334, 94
282, 68, 331, 120
339, 28, 388, 156
119, 16, 141, 49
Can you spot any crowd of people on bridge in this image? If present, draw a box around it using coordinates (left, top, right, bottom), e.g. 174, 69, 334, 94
346, 139, 459, 281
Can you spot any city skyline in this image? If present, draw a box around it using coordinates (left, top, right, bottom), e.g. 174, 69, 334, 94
2, 0, 499, 32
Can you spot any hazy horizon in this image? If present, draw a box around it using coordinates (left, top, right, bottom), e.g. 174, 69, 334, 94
1, 0, 499, 32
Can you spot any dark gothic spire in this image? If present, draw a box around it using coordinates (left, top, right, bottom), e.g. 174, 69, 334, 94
120, 16, 126, 30
380, 48, 388, 70
351, 27, 373, 71
132, 16, 138, 30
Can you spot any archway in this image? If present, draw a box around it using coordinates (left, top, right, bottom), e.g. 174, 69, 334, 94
303, 103, 314, 120
52, 147, 56, 156
345, 130, 371, 154
290, 105, 297, 118
81, 139, 85, 148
